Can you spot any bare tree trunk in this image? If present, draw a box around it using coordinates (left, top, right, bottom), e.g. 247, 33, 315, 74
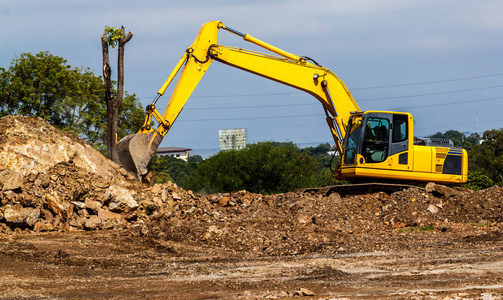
101, 26, 132, 163
101, 33, 114, 159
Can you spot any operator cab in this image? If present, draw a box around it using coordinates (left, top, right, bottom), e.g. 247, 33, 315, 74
342, 111, 410, 167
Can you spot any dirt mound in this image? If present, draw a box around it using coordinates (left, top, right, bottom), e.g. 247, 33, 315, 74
133, 185, 503, 257
1, 115, 502, 258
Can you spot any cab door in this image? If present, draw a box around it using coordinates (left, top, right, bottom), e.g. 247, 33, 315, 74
388, 113, 411, 171
360, 113, 391, 167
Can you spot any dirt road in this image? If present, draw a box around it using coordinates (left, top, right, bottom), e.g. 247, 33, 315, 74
1, 229, 502, 299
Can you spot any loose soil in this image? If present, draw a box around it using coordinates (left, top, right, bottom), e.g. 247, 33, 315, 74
1, 116, 502, 299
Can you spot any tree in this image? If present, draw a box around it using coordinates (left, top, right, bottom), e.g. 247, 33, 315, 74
185, 141, 319, 194
302, 143, 345, 187
429, 130, 480, 151
469, 128, 503, 185
148, 154, 203, 186
0, 51, 144, 152
101, 26, 133, 163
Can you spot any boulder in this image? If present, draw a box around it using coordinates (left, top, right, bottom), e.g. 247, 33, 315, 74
2, 204, 23, 224
0, 169, 23, 191
104, 185, 138, 212
84, 215, 101, 230
45, 193, 72, 219
98, 209, 126, 229
21, 207, 40, 227
84, 198, 102, 213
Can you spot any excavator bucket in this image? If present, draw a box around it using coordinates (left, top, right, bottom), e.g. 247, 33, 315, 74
117, 131, 163, 180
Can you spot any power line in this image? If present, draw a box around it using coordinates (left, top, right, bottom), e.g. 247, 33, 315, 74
351, 73, 503, 90
171, 122, 326, 132
177, 113, 321, 122
184, 103, 315, 111
391, 96, 502, 110
170, 96, 501, 122
358, 84, 503, 102
138, 73, 503, 100
152, 93, 501, 114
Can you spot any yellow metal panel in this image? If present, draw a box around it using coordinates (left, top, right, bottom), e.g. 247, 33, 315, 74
412, 145, 432, 173
340, 166, 466, 185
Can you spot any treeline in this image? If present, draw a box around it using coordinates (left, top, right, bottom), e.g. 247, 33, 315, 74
149, 142, 343, 195
152, 129, 502, 194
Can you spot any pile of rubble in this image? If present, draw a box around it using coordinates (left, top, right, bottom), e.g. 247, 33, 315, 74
1, 115, 502, 257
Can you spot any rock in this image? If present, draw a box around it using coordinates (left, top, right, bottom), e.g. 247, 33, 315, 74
297, 214, 312, 225
105, 185, 138, 212
19, 194, 40, 208
0, 169, 24, 191
425, 182, 436, 193
72, 201, 86, 210
300, 287, 315, 296
21, 207, 40, 227
45, 193, 71, 219
151, 184, 162, 194
328, 192, 341, 202
98, 209, 125, 229
33, 222, 54, 232
434, 184, 457, 197
218, 197, 230, 207
172, 192, 182, 201
161, 189, 169, 202
2, 204, 23, 224
84, 198, 102, 213
84, 215, 101, 230
426, 182, 457, 197
427, 204, 439, 214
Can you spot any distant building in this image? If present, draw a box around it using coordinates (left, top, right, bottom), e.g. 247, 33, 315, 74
327, 144, 339, 156
157, 147, 192, 162
219, 129, 246, 151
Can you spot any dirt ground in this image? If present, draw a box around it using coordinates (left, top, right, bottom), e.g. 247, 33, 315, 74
1, 228, 503, 299
1, 116, 503, 299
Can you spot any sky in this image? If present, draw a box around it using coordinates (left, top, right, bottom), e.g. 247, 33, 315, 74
1, 0, 502, 157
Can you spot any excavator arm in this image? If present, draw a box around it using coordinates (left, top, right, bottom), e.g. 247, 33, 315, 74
118, 20, 361, 180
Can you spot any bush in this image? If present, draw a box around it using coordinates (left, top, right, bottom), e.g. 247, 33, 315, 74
469, 128, 503, 185
185, 141, 319, 194
463, 171, 494, 191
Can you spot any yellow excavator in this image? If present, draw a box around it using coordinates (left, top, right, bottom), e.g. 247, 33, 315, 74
117, 20, 467, 186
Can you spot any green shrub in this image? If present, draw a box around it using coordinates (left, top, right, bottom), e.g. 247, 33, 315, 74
463, 171, 494, 191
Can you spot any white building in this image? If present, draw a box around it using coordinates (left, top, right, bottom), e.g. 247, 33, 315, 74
157, 147, 192, 162
219, 128, 246, 151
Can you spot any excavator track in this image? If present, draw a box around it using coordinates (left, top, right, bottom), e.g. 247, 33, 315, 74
299, 182, 424, 197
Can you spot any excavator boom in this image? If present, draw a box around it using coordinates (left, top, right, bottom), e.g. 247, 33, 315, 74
117, 21, 360, 180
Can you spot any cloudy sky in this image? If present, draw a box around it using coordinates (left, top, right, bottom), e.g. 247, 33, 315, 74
1, 0, 502, 156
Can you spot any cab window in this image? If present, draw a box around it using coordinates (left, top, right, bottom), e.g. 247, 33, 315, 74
392, 114, 408, 143
362, 117, 389, 163
343, 117, 362, 166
